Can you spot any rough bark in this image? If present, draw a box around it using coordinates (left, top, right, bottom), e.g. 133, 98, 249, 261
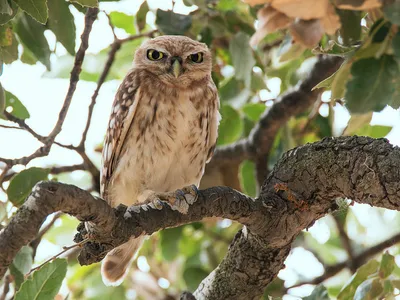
0, 136, 399, 299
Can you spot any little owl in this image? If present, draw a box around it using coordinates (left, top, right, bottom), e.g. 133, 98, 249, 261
100, 35, 220, 286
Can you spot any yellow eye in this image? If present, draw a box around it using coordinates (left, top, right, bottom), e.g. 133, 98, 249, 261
189, 52, 203, 63
147, 49, 164, 61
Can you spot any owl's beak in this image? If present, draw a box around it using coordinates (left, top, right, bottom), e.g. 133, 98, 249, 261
170, 57, 183, 78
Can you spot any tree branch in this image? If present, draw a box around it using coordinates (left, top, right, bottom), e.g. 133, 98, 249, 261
0, 8, 98, 167
208, 56, 344, 185
288, 231, 400, 289
0, 136, 399, 300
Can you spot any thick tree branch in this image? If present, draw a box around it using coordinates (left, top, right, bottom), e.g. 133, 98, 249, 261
193, 136, 400, 299
0, 136, 399, 298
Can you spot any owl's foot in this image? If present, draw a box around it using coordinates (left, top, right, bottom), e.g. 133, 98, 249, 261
147, 185, 199, 214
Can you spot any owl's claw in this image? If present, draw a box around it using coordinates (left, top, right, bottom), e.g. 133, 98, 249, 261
146, 185, 199, 214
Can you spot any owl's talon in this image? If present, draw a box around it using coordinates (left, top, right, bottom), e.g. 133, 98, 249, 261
175, 189, 186, 200
181, 185, 199, 205
152, 199, 166, 210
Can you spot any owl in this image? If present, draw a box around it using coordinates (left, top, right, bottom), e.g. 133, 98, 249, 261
100, 35, 220, 286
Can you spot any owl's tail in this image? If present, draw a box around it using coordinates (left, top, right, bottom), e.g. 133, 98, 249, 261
101, 236, 145, 286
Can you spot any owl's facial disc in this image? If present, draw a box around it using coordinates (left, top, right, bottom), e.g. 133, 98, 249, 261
170, 56, 183, 78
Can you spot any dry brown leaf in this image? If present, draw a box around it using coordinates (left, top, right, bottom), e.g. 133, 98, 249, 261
271, 0, 329, 20
289, 19, 325, 48
242, 0, 271, 6
250, 4, 293, 46
335, 0, 382, 10
320, 2, 341, 35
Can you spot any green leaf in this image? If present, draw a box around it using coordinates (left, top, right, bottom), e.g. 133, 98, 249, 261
250, 71, 267, 92
383, 0, 400, 25
160, 226, 183, 261
0, 0, 12, 15
13, 0, 48, 24
15, 259, 67, 300
356, 125, 392, 138
110, 11, 135, 35
135, 1, 149, 32
47, 0, 76, 55
12, 246, 33, 275
0, 30, 18, 63
217, 0, 238, 11
7, 167, 49, 206
0, 24, 12, 46
345, 55, 399, 113
393, 32, 400, 59
242, 103, 266, 121
343, 112, 373, 136
10, 246, 33, 289
183, 267, 208, 291
70, 0, 98, 7
0, 1, 18, 25
14, 13, 51, 69
338, 259, 379, 300
0, 82, 5, 115
331, 61, 352, 100
225, 11, 255, 36
392, 279, 400, 289
1, 91, 30, 119
304, 284, 330, 300
21, 44, 37, 65
314, 114, 332, 138
217, 104, 244, 145
370, 19, 390, 43
354, 278, 383, 300
278, 37, 306, 62
337, 10, 362, 46
379, 252, 395, 279
354, 43, 384, 60
312, 72, 335, 90
230, 32, 255, 83
312, 41, 356, 57
239, 160, 257, 198
219, 77, 242, 102
156, 9, 192, 35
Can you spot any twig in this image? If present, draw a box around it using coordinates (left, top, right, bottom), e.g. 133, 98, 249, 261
46, 8, 99, 142
30, 212, 63, 258
2, 163, 87, 182
77, 38, 121, 151
0, 123, 23, 130
104, 11, 118, 40
333, 214, 356, 272
26, 238, 89, 277
287, 232, 400, 290
0, 166, 10, 186
118, 30, 158, 44
0, 274, 11, 300
3, 111, 47, 143
0, 8, 99, 167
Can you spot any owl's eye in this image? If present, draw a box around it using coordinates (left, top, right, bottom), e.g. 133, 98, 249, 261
189, 52, 203, 63
147, 49, 164, 61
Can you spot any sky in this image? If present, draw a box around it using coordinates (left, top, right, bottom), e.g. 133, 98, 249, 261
0, 0, 399, 298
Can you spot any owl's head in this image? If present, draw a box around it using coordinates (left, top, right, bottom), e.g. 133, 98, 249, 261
133, 35, 212, 89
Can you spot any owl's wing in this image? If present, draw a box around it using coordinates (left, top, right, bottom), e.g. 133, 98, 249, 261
206, 83, 221, 163
101, 74, 139, 198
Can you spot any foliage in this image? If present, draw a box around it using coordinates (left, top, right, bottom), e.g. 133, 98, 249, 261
1, 0, 400, 299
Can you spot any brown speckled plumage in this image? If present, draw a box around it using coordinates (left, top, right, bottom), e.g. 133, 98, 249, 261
100, 35, 220, 286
